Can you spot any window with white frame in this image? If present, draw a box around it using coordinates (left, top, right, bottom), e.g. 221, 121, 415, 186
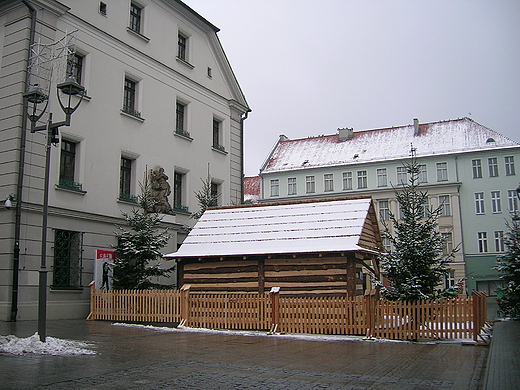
324, 174, 334, 192
378, 200, 390, 221
270, 179, 279, 197
305, 175, 315, 193
418, 164, 427, 183
287, 177, 297, 195
342, 172, 352, 190
421, 196, 430, 218
357, 170, 367, 189
488, 157, 499, 177
382, 236, 391, 253
472, 159, 482, 179
66, 52, 84, 85
59, 139, 82, 191
212, 118, 224, 151
123, 77, 141, 118
505, 156, 515, 176
178, 33, 188, 61
445, 270, 455, 289
439, 195, 451, 217
119, 156, 136, 202
436, 162, 448, 181
377, 168, 387, 187
475, 192, 485, 214
175, 101, 188, 137
442, 232, 453, 255
494, 231, 504, 252
396, 166, 408, 185
491, 191, 502, 213
477, 232, 488, 253
508, 189, 519, 212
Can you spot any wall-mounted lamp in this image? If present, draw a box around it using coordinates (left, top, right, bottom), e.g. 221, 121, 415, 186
4, 195, 14, 209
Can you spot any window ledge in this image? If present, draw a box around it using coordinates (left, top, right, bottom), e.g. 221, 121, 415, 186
118, 197, 138, 205
174, 131, 193, 141
212, 145, 227, 155
176, 57, 194, 69
120, 109, 145, 122
126, 27, 150, 43
56, 185, 87, 195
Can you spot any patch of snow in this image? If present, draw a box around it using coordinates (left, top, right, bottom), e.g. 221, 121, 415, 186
112, 322, 474, 344
0, 333, 96, 356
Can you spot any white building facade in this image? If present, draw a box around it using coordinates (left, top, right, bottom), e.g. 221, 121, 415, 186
0, 0, 249, 320
258, 118, 520, 297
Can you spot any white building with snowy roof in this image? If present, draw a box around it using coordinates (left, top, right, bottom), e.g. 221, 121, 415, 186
165, 197, 382, 296
257, 118, 520, 299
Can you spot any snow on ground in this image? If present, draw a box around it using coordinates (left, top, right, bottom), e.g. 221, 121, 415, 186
112, 322, 474, 344
0, 333, 96, 356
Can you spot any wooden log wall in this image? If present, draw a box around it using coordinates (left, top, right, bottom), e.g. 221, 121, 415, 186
179, 252, 370, 296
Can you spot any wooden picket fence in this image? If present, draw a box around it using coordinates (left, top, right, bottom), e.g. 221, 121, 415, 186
87, 283, 489, 342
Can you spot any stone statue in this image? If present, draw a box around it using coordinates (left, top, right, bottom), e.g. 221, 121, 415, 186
149, 167, 173, 214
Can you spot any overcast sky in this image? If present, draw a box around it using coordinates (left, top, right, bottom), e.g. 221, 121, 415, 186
187, 0, 520, 176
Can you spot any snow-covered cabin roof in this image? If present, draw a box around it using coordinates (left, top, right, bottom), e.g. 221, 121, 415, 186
261, 118, 519, 174
165, 197, 380, 259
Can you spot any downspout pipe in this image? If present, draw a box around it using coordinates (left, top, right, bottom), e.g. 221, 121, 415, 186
10, 0, 37, 322
240, 110, 249, 204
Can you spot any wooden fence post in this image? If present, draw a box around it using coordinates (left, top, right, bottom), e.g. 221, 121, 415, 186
269, 287, 280, 334
86, 281, 96, 320
179, 284, 191, 327
364, 289, 377, 338
472, 291, 489, 343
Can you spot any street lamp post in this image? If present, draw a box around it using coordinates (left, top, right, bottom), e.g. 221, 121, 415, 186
23, 76, 85, 342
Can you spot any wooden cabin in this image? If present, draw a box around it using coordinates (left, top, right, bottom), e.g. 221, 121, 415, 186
164, 197, 382, 296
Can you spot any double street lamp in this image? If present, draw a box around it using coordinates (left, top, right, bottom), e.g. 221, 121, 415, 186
23, 76, 86, 342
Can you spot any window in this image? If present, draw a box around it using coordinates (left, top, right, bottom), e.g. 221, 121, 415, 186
178, 33, 187, 61
472, 159, 482, 179
476, 280, 504, 297
475, 192, 485, 214
378, 200, 390, 221
377, 168, 387, 187
129, 3, 142, 34
123, 77, 140, 117
421, 196, 430, 218
439, 195, 451, 217
505, 156, 515, 176
342, 172, 352, 190
212, 119, 224, 151
305, 176, 315, 193
173, 172, 187, 211
488, 157, 499, 177
442, 233, 453, 255
119, 157, 135, 202
436, 162, 448, 181
418, 164, 427, 183
66, 53, 84, 85
59, 140, 81, 190
508, 190, 519, 212
491, 191, 501, 213
357, 170, 367, 189
477, 232, 488, 253
445, 270, 455, 289
494, 231, 504, 252
52, 229, 82, 288
175, 101, 189, 137
287, 177, 297, 195
210, 182, 220, 207
270, 179, 280, 197
382, 237, 391, 253
396, 166, 407, 185
99, 2, 107, 15
324, 174, 334, 192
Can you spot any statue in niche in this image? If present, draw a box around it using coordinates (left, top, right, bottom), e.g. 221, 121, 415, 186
149, 167, 173, 214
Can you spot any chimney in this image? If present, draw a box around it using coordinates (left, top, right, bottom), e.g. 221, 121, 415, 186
338, 127, 354, 141
413, 118, 420, 136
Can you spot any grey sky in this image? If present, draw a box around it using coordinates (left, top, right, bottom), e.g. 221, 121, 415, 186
187, 0, 520, 176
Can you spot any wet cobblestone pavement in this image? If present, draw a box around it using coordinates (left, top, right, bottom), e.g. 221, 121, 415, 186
0, 320, 489, 389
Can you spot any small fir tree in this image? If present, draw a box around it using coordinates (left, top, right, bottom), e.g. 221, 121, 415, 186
112, 179, 173, 289
494, 213, 520, 317
378, 148, 456, 301
191, 175, 220, 220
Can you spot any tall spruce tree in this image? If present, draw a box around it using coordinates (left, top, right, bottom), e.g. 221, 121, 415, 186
494, 213, 520, 317
378, 148, 456, 301
112, 179, 173, 290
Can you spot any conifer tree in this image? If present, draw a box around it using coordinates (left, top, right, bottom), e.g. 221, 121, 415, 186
191, 175, 220, 220
112, 177, 173, 289
378, 148, 456, 301
494, 213, 520, 317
